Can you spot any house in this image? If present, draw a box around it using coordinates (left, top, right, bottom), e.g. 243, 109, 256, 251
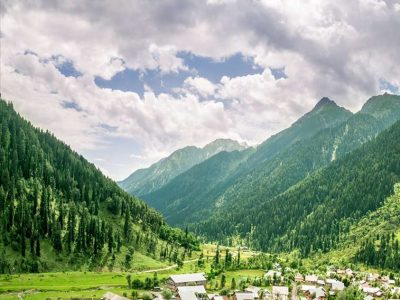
295, 273, 305, 282
234, 292, 255, 300
245, 286, 261, 299
325, 279, 345, 292
330, 281, 345, 292
317, 280, 325, 286
102, 292, 130, 300
168, 273, 207, 290
305, 275, 318, 284
272, 286, 289, 300
301, 285, 317, 292
362, 287, 383, 297
304, 287, 326, 300
177, 286, 208, 300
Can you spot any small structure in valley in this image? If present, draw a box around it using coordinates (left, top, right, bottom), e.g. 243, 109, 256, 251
177, 285, 208, 300
245, 286, 261, 299
234, 292, 255, 300
272, 286, 289, 300
167, 273, 207, 291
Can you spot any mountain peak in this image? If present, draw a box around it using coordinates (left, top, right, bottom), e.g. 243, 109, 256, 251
314, 97, 336, 109
360, 93, 400, 120
204, 138, 247, 152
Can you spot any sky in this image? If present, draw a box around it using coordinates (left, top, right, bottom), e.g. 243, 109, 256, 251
1, 0, 400, 180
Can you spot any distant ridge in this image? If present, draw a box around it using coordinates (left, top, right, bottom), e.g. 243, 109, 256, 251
118, 138, 247, 196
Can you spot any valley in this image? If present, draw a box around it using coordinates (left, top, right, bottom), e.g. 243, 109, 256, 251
1, 95, 400, 299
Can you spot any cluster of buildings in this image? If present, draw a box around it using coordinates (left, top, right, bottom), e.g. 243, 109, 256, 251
292, 268, 399, 300
161, 272, 291, 300
102, 269, 400, 300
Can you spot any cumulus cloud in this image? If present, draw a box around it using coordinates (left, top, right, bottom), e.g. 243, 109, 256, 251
1, 0, 399, 179
183, 77, 217, 97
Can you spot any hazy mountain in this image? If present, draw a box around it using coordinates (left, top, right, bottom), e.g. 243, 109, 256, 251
118, 138, 247, 196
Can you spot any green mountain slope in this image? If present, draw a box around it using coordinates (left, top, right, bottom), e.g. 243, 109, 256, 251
319, 183, 400, 271
142, 148, 254, 224
0, 99, 197, 273
119, 138, 246, 196
247, 97, 353, 166
141, 94, 400, 259
201, 94, 400, 231
142, 98, 354, 225
199, 118, 400, 256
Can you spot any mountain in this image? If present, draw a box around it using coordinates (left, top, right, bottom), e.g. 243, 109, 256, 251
360, 93, 400, 125
141, 97, 354, 224
197, 117, 400, 257
248, 97, 353, 165
0, 99, 198, 273
141, 94, 400, 258
119, 139, 246, 196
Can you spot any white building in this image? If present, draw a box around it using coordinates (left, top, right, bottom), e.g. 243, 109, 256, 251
272, 286, 289, 300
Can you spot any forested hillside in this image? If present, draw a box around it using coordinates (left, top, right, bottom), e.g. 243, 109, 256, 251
142, 98, 354, 224
354, 184, 400, 270
137, 94, 400, 260
119, 139, 246, 196
198, 119, 400, 256
0, 100, 198, 273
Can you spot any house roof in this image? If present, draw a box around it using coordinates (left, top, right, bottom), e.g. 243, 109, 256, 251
235, 292, 254, 300
170, 273, 206, 284
301, 285, 316, 292
178, 286, 207, 300
309, 287, 326, 299
305, 275, 318, 282
331, 281, 345, 291
245, 286, 260, 298
272, 286, 289, 295
363, 287, 382, 295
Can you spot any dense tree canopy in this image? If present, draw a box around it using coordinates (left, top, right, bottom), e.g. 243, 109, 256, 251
0, 100, 198, 273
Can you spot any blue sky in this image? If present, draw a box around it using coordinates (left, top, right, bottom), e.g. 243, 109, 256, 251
2, 0, 400, 180
93, 53, 265, 96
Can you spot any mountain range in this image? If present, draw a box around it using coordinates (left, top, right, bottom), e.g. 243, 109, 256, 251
120, 93, 400, 259
118, 139, 247, 196
1, 93, 399, 273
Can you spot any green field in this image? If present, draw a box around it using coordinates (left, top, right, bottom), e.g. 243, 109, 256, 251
0, 260, 267, 300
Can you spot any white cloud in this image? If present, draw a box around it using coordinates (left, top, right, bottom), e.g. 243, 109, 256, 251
183, 77, 217, 97
1, 0, 399, 179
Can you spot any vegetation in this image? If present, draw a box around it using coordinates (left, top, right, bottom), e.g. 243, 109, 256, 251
0, 99, 198, 273
119, 139, 246, 196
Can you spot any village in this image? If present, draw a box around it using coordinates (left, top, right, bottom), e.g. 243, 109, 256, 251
102, 266, 400, 300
